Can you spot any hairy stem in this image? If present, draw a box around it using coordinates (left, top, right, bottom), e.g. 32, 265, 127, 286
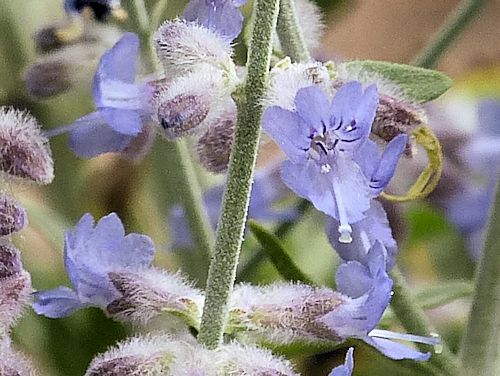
411, 0, 487, 68
197, 0, 280, 349
129, 0, 214, 264
460, 178, 500, 375
276, 0, 311, 62
389, 268, 462, 375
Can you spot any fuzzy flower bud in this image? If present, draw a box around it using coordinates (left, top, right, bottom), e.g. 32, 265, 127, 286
0, 107, 54, 184
0, 338, 36, 376
106, 268, 204, 327
23, 60, 71, 99
153, 66, 235, 140
219, 343, 299, 376
154, 20, 234, 78
196, 112, 236, 173
265, 60, 333, 110
0, 242, 32, 333
228, 283, 345, 344
0, 194, 28, 236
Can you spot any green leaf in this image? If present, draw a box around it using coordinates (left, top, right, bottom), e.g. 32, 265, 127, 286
341, 60, 453, 103
248, 220, 314, 284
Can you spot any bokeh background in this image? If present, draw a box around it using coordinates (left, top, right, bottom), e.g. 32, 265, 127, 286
1, 0, 499, 374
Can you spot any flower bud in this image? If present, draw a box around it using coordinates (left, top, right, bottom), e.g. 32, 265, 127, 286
153, 66, 234, 140
219, 343, 299, 376
23, 60, 71, 99
0, 194, 27, 236
106, 268, 203, 327
196, 112, 236, 174
0, 107, 54, 184
0, 242, 32, 332
154, 20, 233, 77
265, 60, 333, 110
371, 94, 425, 155
228, 283, 345, 344
0, 339, 36, 376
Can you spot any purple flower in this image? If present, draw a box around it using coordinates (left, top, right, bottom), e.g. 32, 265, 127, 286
444, 99, 500, 259
32, 213, 155, 318
322, 241, 435, 361
168, 167, 297, 249
329, 348, 354, 376
51, 33, 154, 158
327, 200, 398, 270
183, 0, 247, 41
262, 82, 407, 243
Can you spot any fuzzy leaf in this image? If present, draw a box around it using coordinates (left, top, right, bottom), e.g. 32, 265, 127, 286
249, 220, 314, 284
342, 60, 453, 103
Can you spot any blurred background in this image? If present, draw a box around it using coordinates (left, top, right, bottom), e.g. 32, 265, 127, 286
1, 0, 499, 374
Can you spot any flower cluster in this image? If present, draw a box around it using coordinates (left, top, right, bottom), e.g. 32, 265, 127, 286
0, 107, 52, 374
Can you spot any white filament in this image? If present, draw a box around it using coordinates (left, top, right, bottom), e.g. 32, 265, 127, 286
331, 176, 352, 243
369, 329, 441, 346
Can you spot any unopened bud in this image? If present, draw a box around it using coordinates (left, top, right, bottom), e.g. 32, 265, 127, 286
0, 339, 36, 376
196, 115, 235, 174
85, 335, 199, 376
0, 107, 54, 184
0, 194, 27, 236
106, 269, 203, 327
372, 94, 425, 155
228, 283, 345, 344
153, 65, 233, 140
154, 20, 233, 77
219, 343, 299, 376
156, 94, 209, 140
265, 61, 332, 110
0, 242, 32, 332
24, 60, 71, 99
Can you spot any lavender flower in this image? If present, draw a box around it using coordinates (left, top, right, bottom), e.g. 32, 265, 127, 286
168, 167, 297, 249
50, 33, 154, 158
327, 200, 398, 270
262, 82, 406, 243
33, 213, 155, 318
229, 242, 435, 361
183, 0, 248, 41
444, 99, 500, 259
329, 348, 354, 376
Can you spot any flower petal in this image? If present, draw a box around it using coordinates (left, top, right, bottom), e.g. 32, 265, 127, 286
32, 286, 84, 318
329, 347, 354, 376
262, 106, 309, 164
68, 112, 134, 158
295, 86, 331, 134
95, 32, 139, 83
364, 337, 431, 361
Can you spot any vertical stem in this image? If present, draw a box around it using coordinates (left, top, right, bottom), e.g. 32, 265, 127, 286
411, 0, 488, 68
128, 0, 215, 262
276, 0, 311, 62
169, 140, 215, 277
197, 0, 280, 349
460, 177, 500, 375
389, 268, 462, 375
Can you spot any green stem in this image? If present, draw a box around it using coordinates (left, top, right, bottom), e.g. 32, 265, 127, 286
197, 0, 280, 349
276, 0, 311, 62
460, 177, 500, 375
411, 0, 487, 68
169, 140, 215, 278
128, 0, 214, 264
389, 267, 462, 376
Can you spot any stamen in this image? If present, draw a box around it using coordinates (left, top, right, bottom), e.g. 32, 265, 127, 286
320, 164, 331, 174
359, 230, 371, 254
331, 177, 352, 243
369, 329, 441, 346
43, 122, 87, 138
